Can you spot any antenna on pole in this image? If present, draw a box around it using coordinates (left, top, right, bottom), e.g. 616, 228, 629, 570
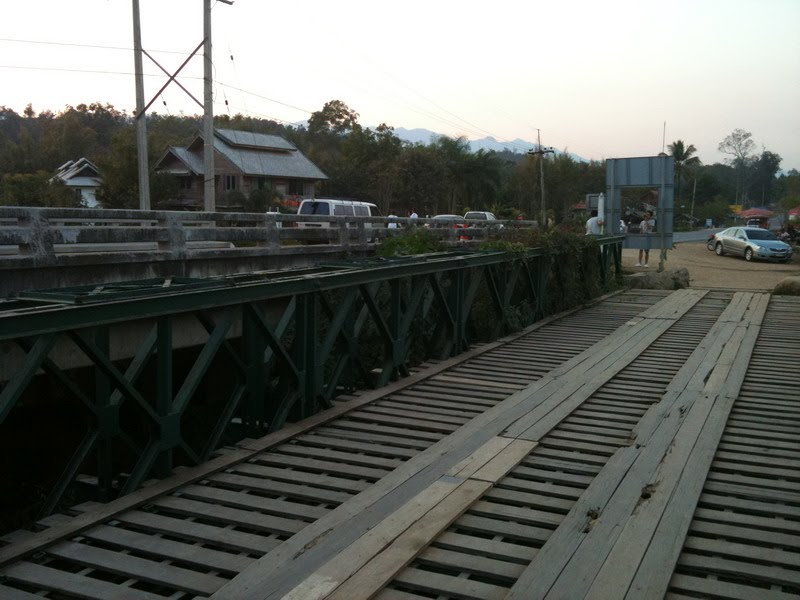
662, 121, 666, 154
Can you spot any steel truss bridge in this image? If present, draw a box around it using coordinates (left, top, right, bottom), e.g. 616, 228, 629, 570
1, 241, 622, 519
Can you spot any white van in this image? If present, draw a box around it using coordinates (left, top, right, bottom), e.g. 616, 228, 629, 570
296, 199, 380, 229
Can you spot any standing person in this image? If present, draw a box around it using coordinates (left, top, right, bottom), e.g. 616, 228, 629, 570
636, 210, 655, 267
387, 213, 398, 229
585, 210, 604, 235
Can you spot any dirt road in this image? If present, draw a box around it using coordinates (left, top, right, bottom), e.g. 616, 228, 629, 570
623, 241, 800, 290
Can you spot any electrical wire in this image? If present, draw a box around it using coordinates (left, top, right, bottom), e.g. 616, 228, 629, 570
0, 35, 533, 152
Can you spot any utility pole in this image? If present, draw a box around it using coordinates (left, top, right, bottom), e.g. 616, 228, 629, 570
203, 0, 215, 212
527, 130, 555, 228
132, 0, 150, 210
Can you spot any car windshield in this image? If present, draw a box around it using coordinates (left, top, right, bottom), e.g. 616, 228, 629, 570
465, 212, 486, 220
746, 229, 777, 241
299, 202, 329, 215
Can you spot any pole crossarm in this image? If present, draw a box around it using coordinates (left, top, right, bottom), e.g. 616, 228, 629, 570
141, 41, 205, 114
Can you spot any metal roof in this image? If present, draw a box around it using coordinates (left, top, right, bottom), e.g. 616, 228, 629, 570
156, 129, 327, 180
215, 129, 297, 152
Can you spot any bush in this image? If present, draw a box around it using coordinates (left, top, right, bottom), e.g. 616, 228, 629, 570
377, 227, 446, 256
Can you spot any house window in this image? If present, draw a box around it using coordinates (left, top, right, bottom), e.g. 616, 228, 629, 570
288, 179, 305, 195
224, 175, 237, 191
180, 177, 192, 190
257, 177, 269, 190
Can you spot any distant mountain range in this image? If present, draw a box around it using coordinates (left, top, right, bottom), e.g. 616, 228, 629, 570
389, 127, 588, 162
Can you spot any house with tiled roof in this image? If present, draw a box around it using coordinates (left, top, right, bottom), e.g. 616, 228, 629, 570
154, 129, 327, 209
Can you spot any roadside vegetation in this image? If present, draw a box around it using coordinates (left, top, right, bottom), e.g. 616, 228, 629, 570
0, 101, 797, 225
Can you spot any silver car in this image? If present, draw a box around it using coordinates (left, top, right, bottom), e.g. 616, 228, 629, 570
713, 227, 793, 262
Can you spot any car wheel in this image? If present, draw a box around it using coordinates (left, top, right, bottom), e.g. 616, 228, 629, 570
744, 248, 753, 262
715, 242, 724, 256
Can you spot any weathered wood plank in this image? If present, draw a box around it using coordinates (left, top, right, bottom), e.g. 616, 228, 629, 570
114, 509, 279, 554
280, 478, 465, 600
668, 572, 798, 600
47, 540, 228, 595
435, 531, 538, 563
153, 496, 306, 536
82, 524, 254, 573
210, 472, 353, 505
392, 566, 509, 600
2, 561, 167, 600
326, 479, 489, 600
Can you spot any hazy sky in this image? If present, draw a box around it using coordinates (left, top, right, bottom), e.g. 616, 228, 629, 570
2, 0, 799, 168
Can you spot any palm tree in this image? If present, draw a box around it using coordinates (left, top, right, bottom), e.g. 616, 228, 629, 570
668, 140, 702, 203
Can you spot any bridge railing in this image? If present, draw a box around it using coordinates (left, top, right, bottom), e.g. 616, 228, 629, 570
0, 206, 536, 258
0, 237, 622, 520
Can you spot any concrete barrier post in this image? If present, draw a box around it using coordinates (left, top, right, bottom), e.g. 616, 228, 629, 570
19, 209, 55, 258
158, 213, 186, 258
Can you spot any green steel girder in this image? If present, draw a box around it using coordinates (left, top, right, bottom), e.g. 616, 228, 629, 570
0, 240, 624, 515
0, 334, 56, 422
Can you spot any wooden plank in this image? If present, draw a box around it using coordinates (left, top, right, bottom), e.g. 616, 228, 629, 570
326, 479, 490, 600
210, 472, 353, 505
677, 552, 800, 588
416, 546, 527, 581
683, 535, 800, 569
0, 583, 47, 600
689, 516, 800, 549
485, 487, 574, 513
668, 572, 798, 600
355, 405, 469, 426
435, 531, 538, 563
230, 463, 372, 493
251, 453, 391, 481
467, 500, 561, 528
454, 514, 554, 544
177, 484, 329, 520
279, 478, 465, 600
2, 561, 167, 600
294, 433, 418, 459
392, 565, 510, 600
153, 496, 307, 536
447, 436, 513, 479
47, 540, 227, 595
82, 524, 254, 573
115, 509, 279, 554
275, 443, 405, 469
470, 440, 537, 482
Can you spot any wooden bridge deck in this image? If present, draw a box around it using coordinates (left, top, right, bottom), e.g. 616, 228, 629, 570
1, 288, 798, 600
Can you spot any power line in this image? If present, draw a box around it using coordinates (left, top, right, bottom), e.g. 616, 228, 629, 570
0, 36, 190, 55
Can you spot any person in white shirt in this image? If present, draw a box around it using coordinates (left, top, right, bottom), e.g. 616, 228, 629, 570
387, 214, 398, 229
585, 210, 604, 235
636, 211, 655, 267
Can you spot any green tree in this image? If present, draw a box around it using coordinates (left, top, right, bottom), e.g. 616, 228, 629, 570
667, 140, 701, 203
718, 129, 755, 204
776, 169, 800, 212
96, 127, 139, 209
747, 150, 781, 205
